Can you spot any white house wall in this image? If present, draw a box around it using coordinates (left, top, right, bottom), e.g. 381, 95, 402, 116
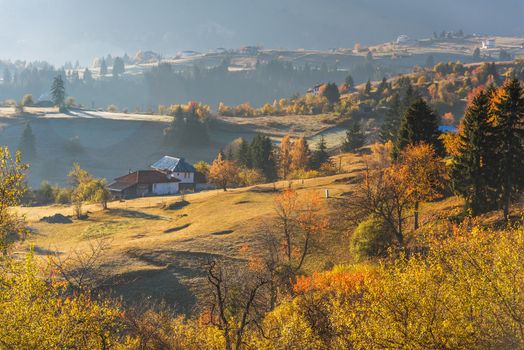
171, 172, 195, 184
152, 182, 179, 195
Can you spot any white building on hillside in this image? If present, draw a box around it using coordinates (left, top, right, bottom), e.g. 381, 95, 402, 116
482, 38, 496, 49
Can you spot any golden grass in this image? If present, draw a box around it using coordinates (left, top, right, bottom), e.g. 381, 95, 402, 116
13, 152, 476, 311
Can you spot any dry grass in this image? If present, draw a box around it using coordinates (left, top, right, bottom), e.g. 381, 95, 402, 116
14, 152, 485, 313
216, 113, 340, 138
15, 156, 365, 311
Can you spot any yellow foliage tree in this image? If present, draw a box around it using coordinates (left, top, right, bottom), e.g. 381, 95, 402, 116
208, 153, 239, 191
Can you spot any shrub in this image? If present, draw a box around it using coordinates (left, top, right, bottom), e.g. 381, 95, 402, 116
20, 94, 34, 107
106, 104, 118, 113
64, 96, 76, 108
54, 188, 72, 204
64, 136, 84, 155
36, 181, 54, 204
350, 215, 393, 260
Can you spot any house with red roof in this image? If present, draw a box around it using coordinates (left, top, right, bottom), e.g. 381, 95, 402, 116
108, 156, 197, 198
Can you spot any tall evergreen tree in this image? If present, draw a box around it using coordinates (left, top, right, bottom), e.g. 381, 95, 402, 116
250, 135, 276, 180
451, 90, 497, 215
472, 47, 481, 60
342, 121, 365, 152
395, 98, 443, 158
380, 93, 402, 142
18, 123, 36, 160
490, 78, 524, 221
322, 82, 340, 105
364, 80, 372, 95
50, 75, 66, 108
345, 75, 354, 89
237, 138, 251, 168
310, 135, 330, 170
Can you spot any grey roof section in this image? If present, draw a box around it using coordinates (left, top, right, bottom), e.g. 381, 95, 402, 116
151, 156, 196, 173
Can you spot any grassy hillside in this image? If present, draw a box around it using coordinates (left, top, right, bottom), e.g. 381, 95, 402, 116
15, 152, 470, 313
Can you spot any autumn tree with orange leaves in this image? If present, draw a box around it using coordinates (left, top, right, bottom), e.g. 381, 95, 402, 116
396, 143, 447, 230
273, 189, 327, 271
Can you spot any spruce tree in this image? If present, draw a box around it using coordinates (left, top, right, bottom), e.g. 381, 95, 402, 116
364, 80, 372, 95
342, 121, 365, 152
451, 90, 497, 215
18, 123, 36, 160
237, 138, 251, 168
395, 98, 443, 157
322, 82, 340, 105
250, 135, 276, 180
310, 135, 330, 170
380, 93, 402, 142
345, 75, 354, 88
50, 75, 66, 108
490, 78, 524, 220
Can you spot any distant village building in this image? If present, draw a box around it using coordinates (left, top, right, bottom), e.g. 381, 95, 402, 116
482, 38, 496, 49
307, 83, 324, 96
108, 156, 198, 198
178, 50, 201, 58
396, 35, 411, 45
240, 46, 260, 55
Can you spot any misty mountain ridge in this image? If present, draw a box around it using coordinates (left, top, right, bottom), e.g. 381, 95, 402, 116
0, 0, 522, 64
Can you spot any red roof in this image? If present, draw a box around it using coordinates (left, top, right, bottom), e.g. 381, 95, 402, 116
114, 170, 180, 185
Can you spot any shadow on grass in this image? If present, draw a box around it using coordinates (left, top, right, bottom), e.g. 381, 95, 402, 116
211, 230, 234, 236
164, 223, 191, 233
109, 249, 250, 314
108, 208, 164, 220
32, 246, 62, 255
104, 268, 197, 315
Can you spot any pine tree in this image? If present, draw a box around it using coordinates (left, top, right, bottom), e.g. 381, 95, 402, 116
50, 75, 66, 108
472, 47, 481, 60
345, 75, 354, 88
342, 121, 365, 152
490, 78, 524, 220
310, 135, 330, 170
250, 135, 276, 180
322, 82, 340, 105
18, 123, 36, 160
237, 138, 251, 168
451, 90, 497, 215
377, 77, 388, 95
395, 98, 443, 158
364, 80, 372, 95
380, 93, 402, 142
